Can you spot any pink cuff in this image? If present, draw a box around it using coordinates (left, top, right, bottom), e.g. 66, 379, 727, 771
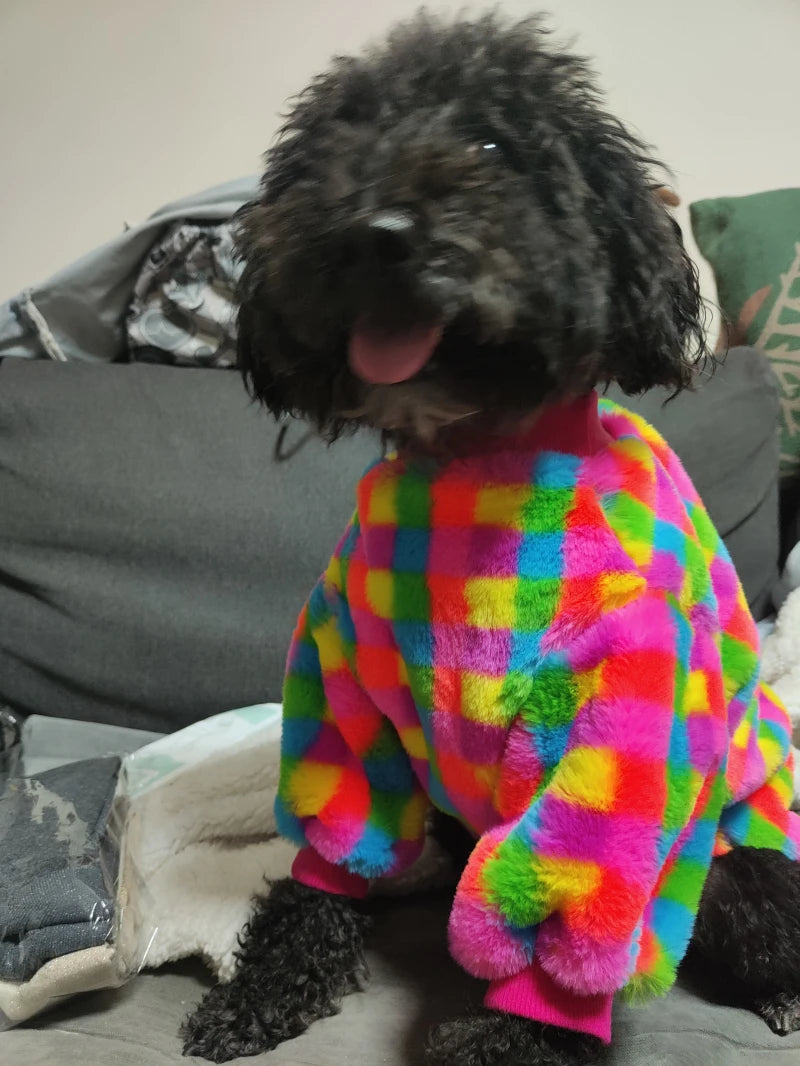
291, 847, 370, 899
485, 960, 613, 1044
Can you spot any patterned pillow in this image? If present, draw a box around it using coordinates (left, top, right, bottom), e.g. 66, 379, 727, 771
690, 188, 800, 478
126, 222, 242, 368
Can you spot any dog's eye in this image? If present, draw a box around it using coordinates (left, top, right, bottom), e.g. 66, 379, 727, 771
472, 132, 503, 155
467, 138, 504, 164
468, 133, 517, 170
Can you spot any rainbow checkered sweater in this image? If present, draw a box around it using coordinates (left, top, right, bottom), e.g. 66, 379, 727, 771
277, 393, 800, 1004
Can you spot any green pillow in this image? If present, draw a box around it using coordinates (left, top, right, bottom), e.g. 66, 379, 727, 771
690, 188, 800, 478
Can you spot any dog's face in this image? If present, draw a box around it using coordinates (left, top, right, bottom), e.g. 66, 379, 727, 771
237, 14, 706, 446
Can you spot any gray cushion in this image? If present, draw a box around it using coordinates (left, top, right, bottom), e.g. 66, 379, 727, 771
0, 359, 377, 732
5, 894, 799, 1064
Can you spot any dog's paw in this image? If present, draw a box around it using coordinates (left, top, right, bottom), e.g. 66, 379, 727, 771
756, 993, 800, 1036
426, 1010, 607, 1066
181, 968, 364, 1062
181, 981, 279, 1062
180, 880, 369, 1060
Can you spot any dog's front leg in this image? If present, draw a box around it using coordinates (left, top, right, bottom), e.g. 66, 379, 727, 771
181, 878, 368, 1062
427, 1010, 608, 1066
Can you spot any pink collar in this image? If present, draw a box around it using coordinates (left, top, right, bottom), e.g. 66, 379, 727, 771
397, 392, 612, 462
470, 392, 612, 458
511, 392, 611, 456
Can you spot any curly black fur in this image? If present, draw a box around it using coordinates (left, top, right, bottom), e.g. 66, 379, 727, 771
426, 1010, 609, 1065
181, 879, 368, 1062
236, 11, 708, 445
683, 846, 800, 1035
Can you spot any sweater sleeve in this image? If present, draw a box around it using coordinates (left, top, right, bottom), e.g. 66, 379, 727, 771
448, 587, 729, 1001
276, 539, 429, 884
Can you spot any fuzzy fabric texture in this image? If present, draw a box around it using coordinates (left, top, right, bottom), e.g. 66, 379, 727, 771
761, 585, 800, 806
278, 394, 800, 1017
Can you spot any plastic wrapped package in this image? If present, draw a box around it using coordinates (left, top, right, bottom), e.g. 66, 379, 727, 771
0, 703, 298, 1030
0, 710, 158, 1030
0, 703, 458, 1032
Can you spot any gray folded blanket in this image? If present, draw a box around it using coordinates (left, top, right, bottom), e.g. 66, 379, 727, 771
0, 757, 120, 980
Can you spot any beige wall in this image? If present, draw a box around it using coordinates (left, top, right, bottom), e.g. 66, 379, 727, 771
2, 0, 799, 314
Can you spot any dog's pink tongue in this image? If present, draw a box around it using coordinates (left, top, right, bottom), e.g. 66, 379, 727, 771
348, 324, 442, 384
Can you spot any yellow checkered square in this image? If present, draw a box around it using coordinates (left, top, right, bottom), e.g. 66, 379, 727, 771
759, 733, 787, 778
600, 571, 644, 613
324, 554, 343, 591
575, 664, 602, 707
287, 762, 342, 816
474, 484, 528, 527
316, 616, 347, 672
532, 855, 602, 903
400, 726, 428, 759
366, 569, 394, 617
551, 746, 618, 812
462, 671, 507, 724
684, 670, 710, 714
732, 715, 750, 750
367, 474, 397, 525
465, 576, 517, 628
400, 791, 429, 840
625, 539, 653, 569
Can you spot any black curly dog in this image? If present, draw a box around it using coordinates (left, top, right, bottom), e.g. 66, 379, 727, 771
183, 13, 800, 1064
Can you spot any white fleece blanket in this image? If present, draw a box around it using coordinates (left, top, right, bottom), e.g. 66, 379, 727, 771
114, 705, 453, 982
114, 705, 290, 981
115, 595, 800, 981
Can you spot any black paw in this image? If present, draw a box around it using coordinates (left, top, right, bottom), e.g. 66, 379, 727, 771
181, 879, 368, 1061
426, 1010, 607, 1066
756, 993, 800, 1036
182, 980, 277, 1062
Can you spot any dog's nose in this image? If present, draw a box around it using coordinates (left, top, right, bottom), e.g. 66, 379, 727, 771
365, 209, 416, 264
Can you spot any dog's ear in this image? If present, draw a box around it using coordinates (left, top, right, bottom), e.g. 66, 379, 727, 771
234, 202, 354, 440
234, 202, 292, 418
596, 175, 709, 395
236, 279, 282, 414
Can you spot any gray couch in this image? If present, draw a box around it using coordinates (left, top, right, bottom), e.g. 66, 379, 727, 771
1, 181, 797, 1064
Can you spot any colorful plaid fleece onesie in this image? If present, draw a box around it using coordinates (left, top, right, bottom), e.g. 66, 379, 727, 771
277, 393, 800, 1041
